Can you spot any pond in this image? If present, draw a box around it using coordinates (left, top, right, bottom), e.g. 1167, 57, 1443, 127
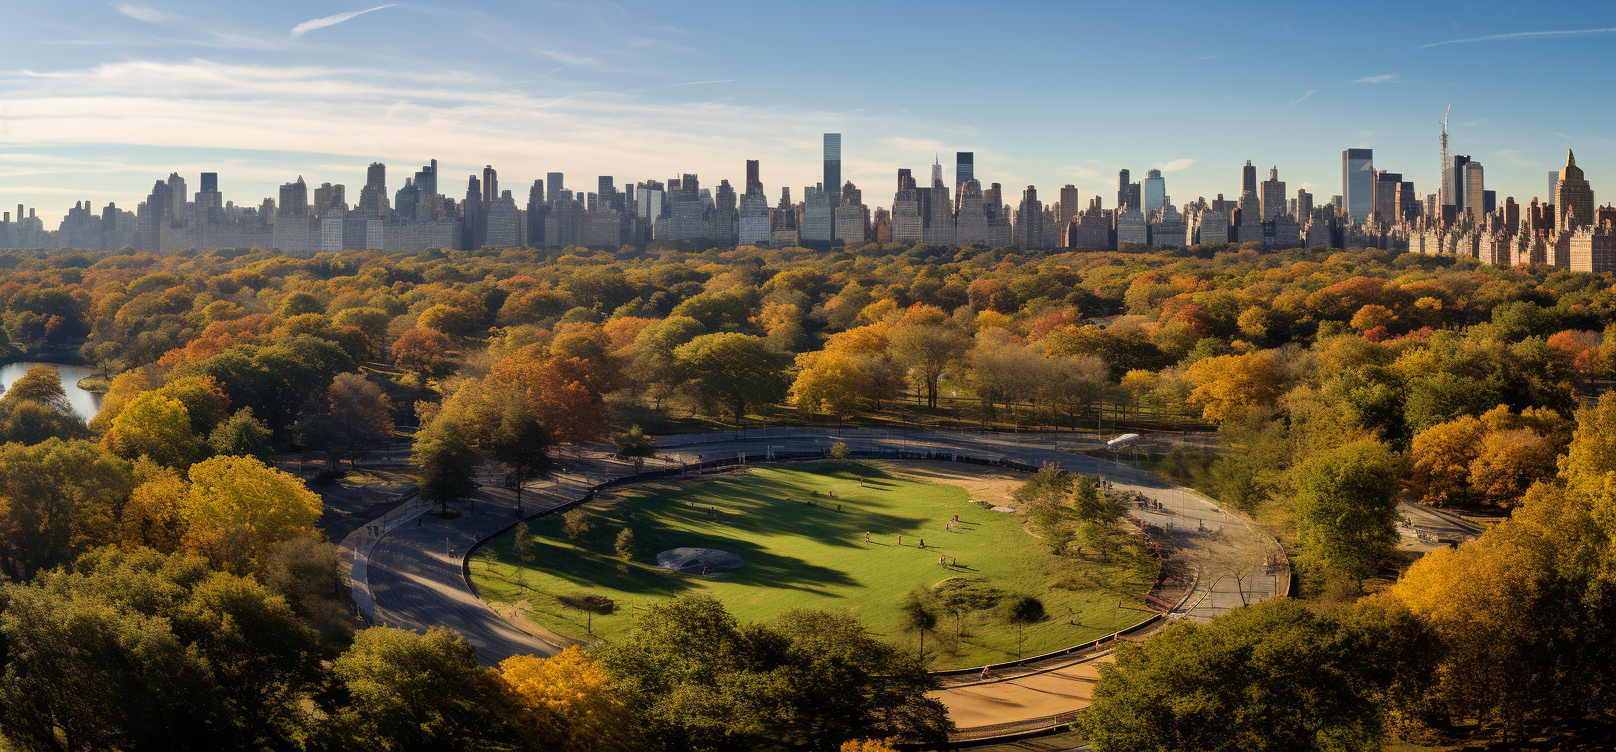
0, 362, 104, 423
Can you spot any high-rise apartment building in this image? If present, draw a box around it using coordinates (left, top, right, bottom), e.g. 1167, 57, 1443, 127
357, 162, 388, 217
1059, 185, 1080, 228
745, 160, 761, 194
823, 134, 842, 209
1549, 171, 1562, 206
1259, 166, 1286, 220
1341, 149, 1374, 223
1556, 150, 1596, 228
279, 177, 309, 217
1117, 170, 1131, 211
1143, 170, 1166, 215
955, 152, 974, 194
200, 173, 218, 193
1241, 161, 1258, 196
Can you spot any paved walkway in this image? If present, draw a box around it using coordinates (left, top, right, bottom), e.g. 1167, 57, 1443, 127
348, 426, 1455, 740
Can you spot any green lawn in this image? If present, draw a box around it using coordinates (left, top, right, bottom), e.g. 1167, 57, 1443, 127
471, 461, 1157, 669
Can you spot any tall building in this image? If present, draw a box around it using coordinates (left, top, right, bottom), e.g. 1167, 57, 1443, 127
545, 172, 564, 205
1143, 170, 1166, 215
1449, 155, 1471, 218
923, 158, 955, 244
955, 152, 974, 194
1013, 186, 1043, 249
598, 176, 615, 211
200, 172, 218, 193
1116, 169, 1131, 211
823, 134, 842, 209
746, 160, 761, 194
1341, 149, 1374, 223
834, 182, 867, 245
1241, 161, 1257, 196
1549, 171, 1562, 206
526, 180, 547, 247
357, 162, 388, 217
279, 177, 309, 217
1059, 185, 1080, 228
1462, 161, 1485, 220
1296, 189, 1313, 221
1556, 150, 1596, 228
1259, 166, 1286, 220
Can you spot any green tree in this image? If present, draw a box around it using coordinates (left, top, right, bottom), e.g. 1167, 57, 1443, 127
207, 407, 275, 464
615, 527, 637, 562
511, 522, 536, 588
412, 419, 479, 515
1293, 440, 1402, 586
324, 627, 513, 752
0, 439, 133, 580
673, 333, 789, 426
899, 589, 939, 657
611, 424, 657, 473
1071, 478, 1124, 524
932, 578, 1004, 640
485, 403, 552, 512
1001, 595, 1045, 658
1079, 599, 1426, 752
562, 510, 593, 545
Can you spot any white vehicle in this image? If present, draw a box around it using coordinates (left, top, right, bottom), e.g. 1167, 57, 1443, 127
1107, 433, 1142, 451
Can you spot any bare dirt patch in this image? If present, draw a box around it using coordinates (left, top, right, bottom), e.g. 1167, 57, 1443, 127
872, 460, 1024, 508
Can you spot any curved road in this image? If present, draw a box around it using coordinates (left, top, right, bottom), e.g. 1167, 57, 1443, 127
354, 426, 1453, 737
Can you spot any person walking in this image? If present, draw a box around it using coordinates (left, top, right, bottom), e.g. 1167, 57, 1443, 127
939, 553, 946, 566
898, 534, 903, 546
864, 531, 870, 544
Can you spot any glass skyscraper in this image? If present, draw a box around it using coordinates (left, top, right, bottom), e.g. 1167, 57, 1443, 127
823, 134, 841, 208
1341, 148, 1374, 223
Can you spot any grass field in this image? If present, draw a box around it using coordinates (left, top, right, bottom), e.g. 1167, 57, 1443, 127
471, 461, 1157, 669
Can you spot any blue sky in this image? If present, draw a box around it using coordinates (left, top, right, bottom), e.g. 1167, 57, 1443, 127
3, 0, 1612, 225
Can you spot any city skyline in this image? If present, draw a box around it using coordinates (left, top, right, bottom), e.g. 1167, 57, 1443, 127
3, 0, 1614, 224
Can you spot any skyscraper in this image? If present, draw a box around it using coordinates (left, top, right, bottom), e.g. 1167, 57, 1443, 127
1116, 169, 1131, 211
598, 176, 615, 210
955, 152, 974, 194
1449, 155, 1471, 217
546, 173, 565, 205
1341, 149, 1374, 223
823, 134, 842, 209
745, 160, 761, 194
1259, 166, 1286, 220
358, 162, 388, 217
1143, 170, 1166, 215
1241, 161, 1257, 196
1462, 161, 1485, 220
1549, 171, 1561, 206
1059, 185, 1080, 228
1555, 150, 1596, 228
200, 173, 218, 193
482, 166, 498, 205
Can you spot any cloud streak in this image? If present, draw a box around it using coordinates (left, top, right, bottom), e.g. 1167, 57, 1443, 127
1353, 74, 1399, 84
1422, 27, 1616, 48
653, 79, 735, 89
115, 4, 167, 22
1289, 88, 1317, 105
291, 5, 398, 37
1155, 158, 1195, 172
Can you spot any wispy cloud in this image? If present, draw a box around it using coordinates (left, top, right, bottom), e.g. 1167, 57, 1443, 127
1154, 158, 1195, 172
1422, 27, 1616, 48
114, 4, 167, 22
291, 5, 398, 37
1353, 74, 1399, 84
1289, 88, 1317, 105
653, 79, 735, 89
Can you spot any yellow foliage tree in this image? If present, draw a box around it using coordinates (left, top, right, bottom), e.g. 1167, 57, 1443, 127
118, 458, 190, 553
499, 647, 631, 752
1407, 416, 1484, 507
840, 739, 899, 752
1184, 350, 1289, 422
103, 391, 201, 469
181, 455, 322, 569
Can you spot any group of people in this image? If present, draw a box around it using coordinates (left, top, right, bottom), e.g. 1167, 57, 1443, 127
862, 514, 965, 567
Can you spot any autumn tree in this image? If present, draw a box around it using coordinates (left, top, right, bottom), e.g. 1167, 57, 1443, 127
208, 408, 275, 464
1407, 415, 1484, 507
104, 391, 203, 469
889, 307, 970, 408
391, 326, 455, 379
323, 372, 396, 465
499, 647, 634, 752
0, 439, 134, 580
182, 455, 323, 570
1184, 350, 1290, 423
